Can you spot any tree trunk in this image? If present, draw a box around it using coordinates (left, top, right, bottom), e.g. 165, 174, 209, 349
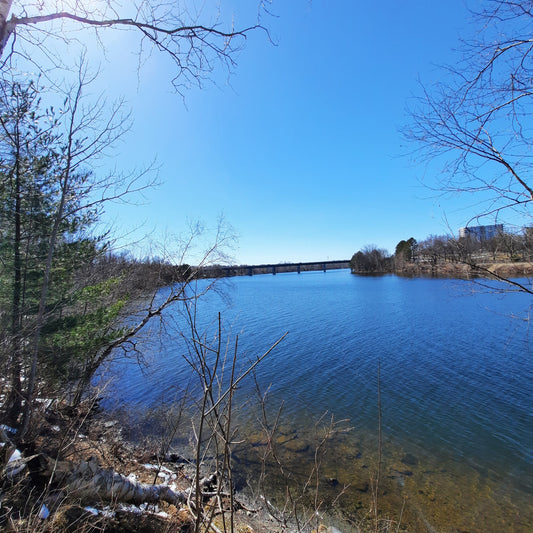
4, 127, 22, 426
0, 0, 14, 57
19, 80, 81, 440
68, 457, 188, 506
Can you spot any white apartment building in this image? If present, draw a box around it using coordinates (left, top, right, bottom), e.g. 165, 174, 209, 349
458, 224, 504, 241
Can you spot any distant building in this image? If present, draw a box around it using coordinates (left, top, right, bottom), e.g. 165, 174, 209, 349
458, 224, 504, 241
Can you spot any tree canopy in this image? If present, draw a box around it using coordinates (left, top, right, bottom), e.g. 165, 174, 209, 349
350, 245, 392, 274
395, 237, 417, 263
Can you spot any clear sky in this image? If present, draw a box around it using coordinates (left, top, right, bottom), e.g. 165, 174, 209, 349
81, 0, 476, 265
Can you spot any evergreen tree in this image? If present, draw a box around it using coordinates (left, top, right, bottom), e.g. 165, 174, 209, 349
0, 78, 128, 431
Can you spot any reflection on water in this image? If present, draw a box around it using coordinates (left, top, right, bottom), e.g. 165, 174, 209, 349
103, 271, 533, 532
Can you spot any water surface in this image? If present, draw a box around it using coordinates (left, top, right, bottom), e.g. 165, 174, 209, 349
104, 270, 533, 531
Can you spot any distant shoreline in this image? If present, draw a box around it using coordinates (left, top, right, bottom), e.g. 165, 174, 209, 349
386, 261, 533, 279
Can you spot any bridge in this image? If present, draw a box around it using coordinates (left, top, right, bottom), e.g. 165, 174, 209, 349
202, 260, 351, 277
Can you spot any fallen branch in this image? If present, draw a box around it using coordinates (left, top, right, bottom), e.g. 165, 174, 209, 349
68, 457, 188, 506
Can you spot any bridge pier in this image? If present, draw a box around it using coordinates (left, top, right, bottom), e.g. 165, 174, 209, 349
323, 263, 326, 272
272, 266, 276, 275
297, 264, 301, 274
248, 266, 253, 276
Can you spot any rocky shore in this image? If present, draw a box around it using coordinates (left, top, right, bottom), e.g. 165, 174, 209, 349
0, 400, 347, 533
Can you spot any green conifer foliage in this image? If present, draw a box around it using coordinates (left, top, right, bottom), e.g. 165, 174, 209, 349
0, 79, 129, 427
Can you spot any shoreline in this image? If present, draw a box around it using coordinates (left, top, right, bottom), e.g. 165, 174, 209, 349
352, 260, 533, 279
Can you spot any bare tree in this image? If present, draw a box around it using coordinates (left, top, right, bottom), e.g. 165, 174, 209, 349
0, 0, 269, 91
406, 0, 533, 291
350, 245, 392, 274
407, 1, 533, 221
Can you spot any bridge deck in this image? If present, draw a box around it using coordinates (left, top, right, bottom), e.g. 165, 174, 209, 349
203, 260, 351, 277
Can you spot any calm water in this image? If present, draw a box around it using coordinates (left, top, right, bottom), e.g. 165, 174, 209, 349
104, 270, 533, 531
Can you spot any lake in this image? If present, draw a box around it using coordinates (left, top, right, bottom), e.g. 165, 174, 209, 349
103, 270, 533, 532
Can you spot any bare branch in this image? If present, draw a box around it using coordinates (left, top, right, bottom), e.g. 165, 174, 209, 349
0, 1, 270, 92
406, 1, 533, 225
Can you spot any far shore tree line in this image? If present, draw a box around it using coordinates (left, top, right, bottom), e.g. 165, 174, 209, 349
350, 227, 533, 275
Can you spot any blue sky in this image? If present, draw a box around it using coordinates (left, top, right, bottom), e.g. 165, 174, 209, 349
84, 0, 476, 264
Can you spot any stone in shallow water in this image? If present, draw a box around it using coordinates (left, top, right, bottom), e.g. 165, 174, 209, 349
282, 438, 309, 454
401, 453, 418, 466
352, 480, 369, 493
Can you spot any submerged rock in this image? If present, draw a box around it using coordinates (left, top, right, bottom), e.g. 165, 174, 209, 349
282, 439, 309, 454
401, 453, 418, 466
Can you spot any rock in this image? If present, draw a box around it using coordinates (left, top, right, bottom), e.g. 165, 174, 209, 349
282, 439, 309, 454
165, 453, 186, 463
317, 526, 344, 533
6, 448, 39, 478
274, 434, 296, 446
401, 453, 418, 466
353, 481, 369, 493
